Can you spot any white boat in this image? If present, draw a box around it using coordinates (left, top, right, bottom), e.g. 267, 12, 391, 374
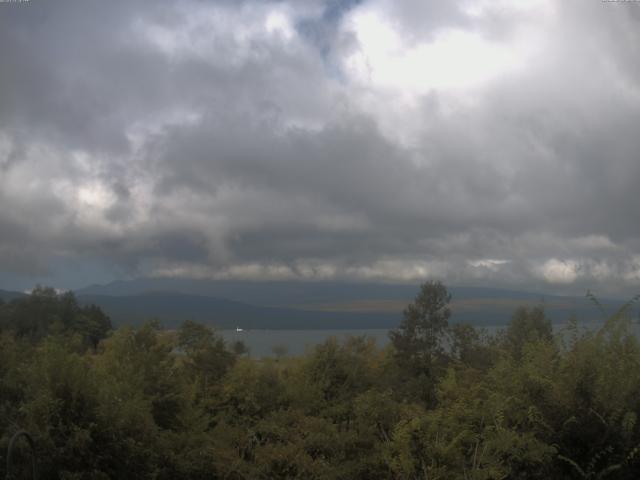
236, 327, 243, 332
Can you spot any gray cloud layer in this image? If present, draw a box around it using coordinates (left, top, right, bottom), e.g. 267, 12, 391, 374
1, 0, 640, 294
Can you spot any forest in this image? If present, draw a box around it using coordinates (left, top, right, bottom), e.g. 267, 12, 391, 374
1, 283, 640, 479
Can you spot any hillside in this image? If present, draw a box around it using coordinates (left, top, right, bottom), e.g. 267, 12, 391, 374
74, 280, 633, 329
76, 292, 396, 330
0, 289, 26, 302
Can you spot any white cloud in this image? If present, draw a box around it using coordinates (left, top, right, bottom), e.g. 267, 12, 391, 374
468, 259, 509, 270
569, 235, 618, 251
537, 259, 580, 284
343, 14, 520, 93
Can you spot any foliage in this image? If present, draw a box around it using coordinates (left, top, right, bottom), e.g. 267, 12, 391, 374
0, 287, 112, 349
2, 284, 640, 479
388, 281, 452, 404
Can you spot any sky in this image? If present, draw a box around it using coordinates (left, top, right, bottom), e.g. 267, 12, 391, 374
1, 0, 640, 296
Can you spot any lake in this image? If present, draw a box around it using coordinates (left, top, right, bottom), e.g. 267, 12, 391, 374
220, 320, 636, 358
220, 329, 392, 358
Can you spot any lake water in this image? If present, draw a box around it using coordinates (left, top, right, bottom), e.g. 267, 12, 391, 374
220, 321, 638, 358
220, 329, 392, 358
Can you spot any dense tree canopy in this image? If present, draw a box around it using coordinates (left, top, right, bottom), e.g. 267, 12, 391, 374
0, 287, 111, 348
1, 284, 640, 479
388, 281, 452, 404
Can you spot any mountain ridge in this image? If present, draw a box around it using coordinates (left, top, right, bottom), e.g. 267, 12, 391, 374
3, 281, 634, 330
73, 279, 633, 329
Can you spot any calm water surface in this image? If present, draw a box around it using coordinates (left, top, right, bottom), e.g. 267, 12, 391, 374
220, 329, 391, 358
220, 321, 637, 358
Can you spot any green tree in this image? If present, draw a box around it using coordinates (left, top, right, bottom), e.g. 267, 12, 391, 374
98, 321, 185, 431
177, 320, 235, 403
389, 281, 451, 404
75, 304, 112, 349
0, 287, 111, 348
505, 306, 553, 359
450, 323, 496, 370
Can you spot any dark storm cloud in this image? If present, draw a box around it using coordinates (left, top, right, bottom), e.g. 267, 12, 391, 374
1, 0, 640, 293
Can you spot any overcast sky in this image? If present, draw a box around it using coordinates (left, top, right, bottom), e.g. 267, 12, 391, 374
1, 0, 640, 295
